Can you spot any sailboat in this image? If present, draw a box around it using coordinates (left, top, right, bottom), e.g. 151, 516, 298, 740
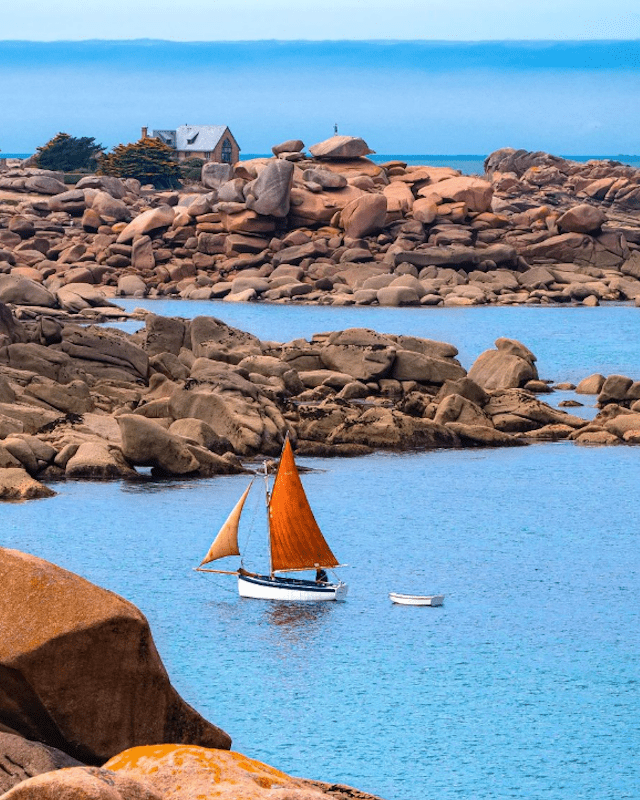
195, 436, 348, 602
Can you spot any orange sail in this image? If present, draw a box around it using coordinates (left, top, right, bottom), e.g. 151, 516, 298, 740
268, 437, 340, 573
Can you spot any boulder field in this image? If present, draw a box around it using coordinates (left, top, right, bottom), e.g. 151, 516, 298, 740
0, 548, 383, 799
2, 137, 640, 311
0, 295, 640, 499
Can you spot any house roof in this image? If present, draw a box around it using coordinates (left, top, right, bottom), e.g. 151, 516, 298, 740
175, 125, 229, 152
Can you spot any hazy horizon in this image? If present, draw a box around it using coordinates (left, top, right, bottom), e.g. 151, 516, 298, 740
2, 0, 639, 40
1, 40, 638, 156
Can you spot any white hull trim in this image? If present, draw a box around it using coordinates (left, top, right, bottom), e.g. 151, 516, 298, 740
389, 592, 444, 606
238, 573, 348, 602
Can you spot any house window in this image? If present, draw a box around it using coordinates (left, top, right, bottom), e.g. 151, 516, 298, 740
221, 138, 233, 163
203, 152, 211, 159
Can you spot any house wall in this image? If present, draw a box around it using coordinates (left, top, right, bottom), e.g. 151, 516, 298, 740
177, 131, 240, 164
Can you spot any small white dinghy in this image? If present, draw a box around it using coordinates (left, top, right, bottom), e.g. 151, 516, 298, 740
389, 592, 444, 607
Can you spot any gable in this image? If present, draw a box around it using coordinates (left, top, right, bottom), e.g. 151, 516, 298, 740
176, 125, 228, 152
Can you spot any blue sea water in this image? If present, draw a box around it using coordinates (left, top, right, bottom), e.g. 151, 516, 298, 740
4, 302, 640, 799
2, 41, 640, 155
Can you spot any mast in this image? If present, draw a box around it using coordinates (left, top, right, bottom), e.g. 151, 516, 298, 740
263, 458, 273, 577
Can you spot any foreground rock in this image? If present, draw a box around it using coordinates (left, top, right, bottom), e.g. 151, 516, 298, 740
0, 733, 82, 794
0, 467, 55, 500
104, 744, 385, 800
0, 765, 161, 800
0, 547, 231, 764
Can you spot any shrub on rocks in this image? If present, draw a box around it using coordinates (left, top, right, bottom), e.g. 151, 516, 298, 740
98, 137, 181, 189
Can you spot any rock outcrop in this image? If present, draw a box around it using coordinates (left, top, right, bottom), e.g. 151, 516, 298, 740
0, 547, 232, 763
4, 144, 640, 310
104, 744, 386, 800
0, 732, 83, 794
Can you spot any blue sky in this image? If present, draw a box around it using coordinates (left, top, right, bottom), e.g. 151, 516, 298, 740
2, 0, 640, 41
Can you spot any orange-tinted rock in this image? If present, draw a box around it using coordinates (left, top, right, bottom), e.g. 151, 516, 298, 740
105, 744, 328, 800
0, 548, 231, 764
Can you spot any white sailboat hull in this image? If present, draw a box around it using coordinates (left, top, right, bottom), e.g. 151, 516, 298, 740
238, 573, 348, 602
389, 592, 444, 606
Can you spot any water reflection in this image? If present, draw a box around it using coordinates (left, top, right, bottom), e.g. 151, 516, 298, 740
262, 601, 333, 639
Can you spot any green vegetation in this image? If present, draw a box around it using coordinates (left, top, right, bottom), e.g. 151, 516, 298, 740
180, 157, 206, 183
35, 133, 104, 172
98, 137, 182, 188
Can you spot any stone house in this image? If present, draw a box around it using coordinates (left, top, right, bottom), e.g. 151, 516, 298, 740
144, 125, 240, 164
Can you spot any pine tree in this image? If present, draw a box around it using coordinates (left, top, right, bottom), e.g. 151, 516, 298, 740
36, 133, 104, 172
98, 137, 182, 189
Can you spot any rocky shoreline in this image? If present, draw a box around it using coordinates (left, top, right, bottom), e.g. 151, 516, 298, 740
1, 292, 639, 501
2, 137, 640, 313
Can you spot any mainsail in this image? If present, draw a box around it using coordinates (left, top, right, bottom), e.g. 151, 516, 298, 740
199, 481, 253, 566
268, 438, 339, 573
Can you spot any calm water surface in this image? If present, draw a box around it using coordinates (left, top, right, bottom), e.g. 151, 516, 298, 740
5, 302, 640, 800
5, 446, 640, 800
117, 298, 640, 386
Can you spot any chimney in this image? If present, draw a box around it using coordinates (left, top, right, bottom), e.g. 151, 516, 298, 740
141, 126, 148, 139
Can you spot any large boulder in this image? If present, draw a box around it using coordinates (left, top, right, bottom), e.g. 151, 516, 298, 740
60, 326, 149, 383
390, 350, 466, 384
245, 159, 294, 217
87, 190, 131, 222
23, 175, 66, 195
117, 414, 200, 475
0, 765, 162, 800
116, 206, 175, 244
201, 161, 234, 190
468, 338, 539, 390
319, 328, 396, 382
557, 204, 607, 234
339, 194, 387, 238
0, 732, 82, 794
190, 316, 262, 363
288, 184, 364, 228
64, 442, 137, 479
76, 175, 129, 199
25, 377, 94, 415
0, 547, 232, 764
426, 176, 494, 212
0, 468, 55, 501
0, 276, 57, 308
142, 313, 188, 357
169, 387, 275, 455
105, 744, 330, 800
309, 135, 374, 160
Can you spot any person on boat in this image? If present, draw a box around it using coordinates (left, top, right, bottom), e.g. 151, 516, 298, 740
315, 569, 328, 583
